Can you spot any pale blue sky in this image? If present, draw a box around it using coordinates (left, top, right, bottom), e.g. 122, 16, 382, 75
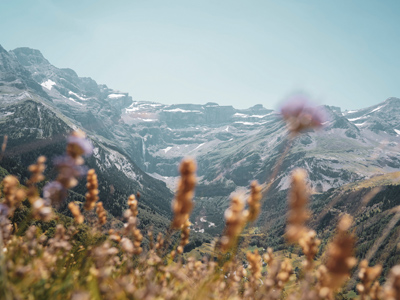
1, 0, 399, 110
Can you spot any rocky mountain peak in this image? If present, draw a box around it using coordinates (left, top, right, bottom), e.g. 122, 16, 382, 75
0, 44, 8, 54
11, 47, 50, 67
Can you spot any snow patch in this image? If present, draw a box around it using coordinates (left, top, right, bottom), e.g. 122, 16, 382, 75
370, 104, 386, 114
68, 91, 89, 101
191, 143, 204, 152
40, 79, 56, 90
348, 116, 367, 121
125, 106, 140, 112
394, 129, 400, 136
250, 114, 271, 118
1, 112, 14, 117
235, 121, 257, 126
164, 108, 201, 113
68, 97, 83, 105
163, 146, 172, 153
354, 122, 366, 127
108, 93, 125, 99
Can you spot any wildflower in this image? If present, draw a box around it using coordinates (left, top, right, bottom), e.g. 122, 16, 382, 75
385, 265, 400, 300
109, 229, 121, 243
0, 203, 9, 217
323, 214, 356, 293
220, 195, 246, 252
298, 229, 320, 270
0, 208, 12, 242
263, 247, 274, 265
280, 94, 326, 134
2, 175, 25, 216
286, 168, 310, 243
246, 181, 262, 222
155, 232, 164, 251
247, 250, 262, 280
357, 260, 382, 299
171, 158, 196, 229
31, 198, 54, 222
84, 169, 99, 210
67, 130, 93, 158
96, 202, 107, 225
68, 202, 84, 224
0, 135, 7, 161
127, 194, 138, 217
53, 155, 86, 189
120, 237, 134, 254
43, 181, 67, 207
27, 156, 46, 184
177, 219, 191, 254
370, 281, 382, 300
47, 224, 72, 253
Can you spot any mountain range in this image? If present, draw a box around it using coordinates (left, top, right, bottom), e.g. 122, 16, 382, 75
1, 45, 400, 266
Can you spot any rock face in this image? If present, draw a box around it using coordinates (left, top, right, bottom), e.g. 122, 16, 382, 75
1, 44, 400, 236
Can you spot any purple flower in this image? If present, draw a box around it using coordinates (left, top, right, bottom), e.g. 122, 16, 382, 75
280, 95, 326, 133
53, 155, 86, 177
43, 181, 67, 206
67, 135, 93, 156
53, 155, 87, 189
0, 203, 9, 217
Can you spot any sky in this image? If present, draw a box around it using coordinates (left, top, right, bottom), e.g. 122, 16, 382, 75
0, 0, 399, 110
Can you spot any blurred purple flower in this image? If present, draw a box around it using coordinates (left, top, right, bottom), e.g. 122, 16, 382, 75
0, 203, 9, 217
53, 155, 87, 189
43, 181, 67, 206
67, 135, 93, 156
280, 95, 326, 133
53, 155, 86, 177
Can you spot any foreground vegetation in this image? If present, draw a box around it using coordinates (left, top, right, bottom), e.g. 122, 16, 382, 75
1, 98, 400, 299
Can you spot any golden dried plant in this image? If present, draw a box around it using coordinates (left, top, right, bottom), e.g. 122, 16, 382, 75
286, 168, 310, 244
2, 175, 25, 216
247, 249, 262, 280
177, 219, 191, 254
96, 202, 107, 225
356, 260, 382, 300
171, 158, 196, 229
322, 214, 357, 295
84, 169, 99, 210
68, 202, 84, 224
298, 229, 320, 270
220, 195, 246, 252
127, 194, 138, 217
246, 180, 262, 222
